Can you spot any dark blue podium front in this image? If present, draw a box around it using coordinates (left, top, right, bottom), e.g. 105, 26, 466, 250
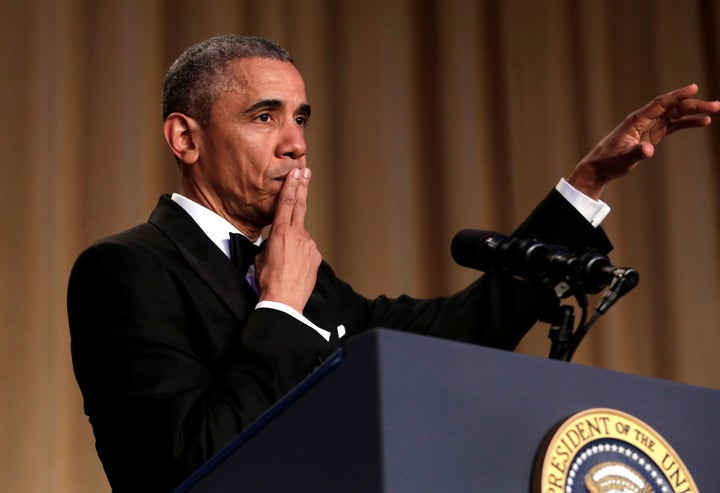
175, 329, 720, 492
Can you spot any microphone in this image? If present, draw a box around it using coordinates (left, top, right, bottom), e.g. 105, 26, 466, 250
451, 229, 636, 298
579, 251, 639, 294
451, 230, 586, 301
450, 229, 587, 280
562, 265, 640, 361
450, 229, 550, 277
595, 268, 639, 313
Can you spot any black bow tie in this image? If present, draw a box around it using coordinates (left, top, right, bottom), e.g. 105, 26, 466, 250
229, 232, 261, 274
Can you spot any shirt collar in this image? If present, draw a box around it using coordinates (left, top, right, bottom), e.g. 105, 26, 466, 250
171, 193, 261, 258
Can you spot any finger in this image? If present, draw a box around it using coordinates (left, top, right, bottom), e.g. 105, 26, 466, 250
643, 83, 700, 120
657, 99, 720, 127
291, 167, 311, 227
661, 98, 719, 133
675, 98, 720, 114
666, 115, 713, 134
639, 141, 655, 160
273, 168, 302, 227
623, 142, 653, 163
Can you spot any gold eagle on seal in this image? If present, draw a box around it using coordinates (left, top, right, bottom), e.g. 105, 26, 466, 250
584, 461, 654, 493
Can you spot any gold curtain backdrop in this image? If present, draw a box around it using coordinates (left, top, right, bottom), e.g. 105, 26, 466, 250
2, 0, 719, 491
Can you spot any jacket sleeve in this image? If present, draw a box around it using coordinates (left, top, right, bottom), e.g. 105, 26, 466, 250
325, 188, 614, 350
512, 188, 612, 254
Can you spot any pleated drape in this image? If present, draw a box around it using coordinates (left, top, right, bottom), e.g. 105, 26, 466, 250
2, 1, 719, 490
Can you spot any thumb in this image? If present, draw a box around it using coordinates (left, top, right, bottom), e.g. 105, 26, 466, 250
636, 141, 655, 160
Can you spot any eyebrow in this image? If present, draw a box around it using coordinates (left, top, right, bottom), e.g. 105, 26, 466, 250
244, 99, 312, 117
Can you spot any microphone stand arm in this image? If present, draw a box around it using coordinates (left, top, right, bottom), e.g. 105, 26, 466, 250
547, 305, 575, 361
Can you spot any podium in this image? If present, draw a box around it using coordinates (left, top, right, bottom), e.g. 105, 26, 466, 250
174, 329, 720, 492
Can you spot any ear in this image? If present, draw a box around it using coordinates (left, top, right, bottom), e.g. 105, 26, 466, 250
163, 112, 201, 164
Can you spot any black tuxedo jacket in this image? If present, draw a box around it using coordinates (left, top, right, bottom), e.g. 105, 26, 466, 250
67, 191, 610, 492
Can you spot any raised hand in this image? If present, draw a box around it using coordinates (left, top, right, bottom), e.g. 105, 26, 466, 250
569, 84, 720, 199
254, 167, 322, 312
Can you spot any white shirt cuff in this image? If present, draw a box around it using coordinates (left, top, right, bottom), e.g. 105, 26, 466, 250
255, 300, 331, 341
555, 178, 611, 227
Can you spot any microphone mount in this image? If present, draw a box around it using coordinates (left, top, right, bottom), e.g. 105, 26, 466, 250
450, 229, 639, 361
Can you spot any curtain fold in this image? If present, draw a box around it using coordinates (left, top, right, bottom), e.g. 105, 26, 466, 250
2, 1, 718, 490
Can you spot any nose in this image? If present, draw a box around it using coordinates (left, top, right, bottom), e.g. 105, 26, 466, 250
277, 121, 306, 160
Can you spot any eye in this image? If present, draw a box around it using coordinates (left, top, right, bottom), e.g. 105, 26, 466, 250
295, 115, 308, 127
256, 113, 272, 123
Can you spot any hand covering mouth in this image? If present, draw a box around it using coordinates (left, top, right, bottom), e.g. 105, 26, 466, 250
272, 166, 301, 181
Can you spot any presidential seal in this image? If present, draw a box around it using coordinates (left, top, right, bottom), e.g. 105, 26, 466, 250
533, 408, 697, 493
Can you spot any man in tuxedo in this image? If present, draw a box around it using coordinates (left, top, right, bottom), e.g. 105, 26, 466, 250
67, 34, 720, 492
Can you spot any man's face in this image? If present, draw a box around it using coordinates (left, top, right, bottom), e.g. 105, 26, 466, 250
193, 57, 311, 230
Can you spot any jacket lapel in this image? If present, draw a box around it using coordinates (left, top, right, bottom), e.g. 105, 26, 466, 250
148, 195, 255, 322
